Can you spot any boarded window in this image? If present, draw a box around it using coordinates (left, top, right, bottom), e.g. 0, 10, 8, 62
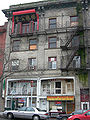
29, 39, 37, 50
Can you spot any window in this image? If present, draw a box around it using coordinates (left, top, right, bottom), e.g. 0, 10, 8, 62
28, 58, 36, 70
12, 40, 20, 51
29, 39, 37, 50
14, 22, 22, 34
49, 18, 56, 29
22, 23, 29, 33
48, 57, 56, 69
71, 36, 79, 47
55, 82, 61, 94
70, 16, 78, 26
73, 56, 80, 68
11, 59, 19, 71
49, 37, 57, 48
66, 82, 72, 93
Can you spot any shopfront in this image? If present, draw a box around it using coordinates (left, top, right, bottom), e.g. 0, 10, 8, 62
47, 96, 75, 114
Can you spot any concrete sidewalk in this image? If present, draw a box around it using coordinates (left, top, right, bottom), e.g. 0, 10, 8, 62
0, 112, 4, 117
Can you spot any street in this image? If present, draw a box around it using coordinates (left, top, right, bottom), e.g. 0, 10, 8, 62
0, 118, 57, 120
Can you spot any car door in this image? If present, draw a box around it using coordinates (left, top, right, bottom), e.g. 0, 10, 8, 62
15, 107, 26, 118
83, 111, 90, 120
23, 107, 35, 119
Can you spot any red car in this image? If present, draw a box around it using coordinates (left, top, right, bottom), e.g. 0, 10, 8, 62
67, 110, 90, 120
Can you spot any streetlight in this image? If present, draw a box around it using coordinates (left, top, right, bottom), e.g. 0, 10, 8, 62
30, 81, 33, 107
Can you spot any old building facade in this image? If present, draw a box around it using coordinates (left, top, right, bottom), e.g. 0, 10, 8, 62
2, 0, 90, 113
0, 23, 7, 111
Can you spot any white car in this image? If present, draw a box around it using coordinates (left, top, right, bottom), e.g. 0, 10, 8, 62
3, 107, 49, 120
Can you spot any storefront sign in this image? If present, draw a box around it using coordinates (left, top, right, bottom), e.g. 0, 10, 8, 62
47, 96, 74, 101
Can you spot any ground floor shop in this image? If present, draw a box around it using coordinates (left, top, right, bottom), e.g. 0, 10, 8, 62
4, 77, 88, 112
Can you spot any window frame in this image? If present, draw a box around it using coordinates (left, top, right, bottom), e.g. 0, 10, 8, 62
49, 18, 56, 29
12, 40, 20, 52
48, 57, 57, 69
28, 58, 36, 70
11, 59, 20, 71
70, 16, 78, 27
48, 37, 57, 48
55, 81, 61, 94
29, 39, 37, 50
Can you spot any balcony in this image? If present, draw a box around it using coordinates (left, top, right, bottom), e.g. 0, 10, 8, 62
40, 88, 74, 96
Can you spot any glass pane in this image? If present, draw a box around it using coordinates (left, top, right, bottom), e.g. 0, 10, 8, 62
50, 43, 56, 48
30, 40, 37, 45
50, 24, 56, 29
49, 19, 56, 24
52, 61, 56, 69
71, 16, 78, 22
56, 82, 61, 88
49, 38, 56, 43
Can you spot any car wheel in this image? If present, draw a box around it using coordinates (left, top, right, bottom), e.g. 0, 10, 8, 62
7, 113, 14, 119
33, 115, 40, 120
62, 117, 67, 120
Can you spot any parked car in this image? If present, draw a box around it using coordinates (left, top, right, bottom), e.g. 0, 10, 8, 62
3, 107, 49, 120
67, 110, 90, 120
56, 109, 87, 120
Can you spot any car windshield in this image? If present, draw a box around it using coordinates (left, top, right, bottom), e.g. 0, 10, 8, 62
70, 110, 87, 115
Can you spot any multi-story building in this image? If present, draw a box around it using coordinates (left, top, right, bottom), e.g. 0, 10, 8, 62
0, 22, 7, 111
2, 0, 90, 113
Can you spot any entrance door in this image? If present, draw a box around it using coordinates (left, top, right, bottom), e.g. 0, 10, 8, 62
67, 103, 75, 114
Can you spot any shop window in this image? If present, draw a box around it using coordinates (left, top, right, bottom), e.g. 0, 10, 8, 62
28, 58, 36, 70
12, 40, 20, 52
48, 37, 57, 48
55, 82, 61, 94
29, 39, 37, 50
49, 18, 56, 29
11, 59, 19, 71
70, 16, 78, 26
48, 57, 57, 69
73, 56, 80, 68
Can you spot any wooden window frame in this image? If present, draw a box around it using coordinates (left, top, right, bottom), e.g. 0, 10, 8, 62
12, 40, 20, 52
48, 37, 57, 48
11, 59, 19, 71
48, 57, 57, 69
49, 18, 56, 29
29, 39, 37, 50
70, 16, 78, 27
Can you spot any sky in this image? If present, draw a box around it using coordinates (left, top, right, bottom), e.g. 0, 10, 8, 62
0, 0, 43, 26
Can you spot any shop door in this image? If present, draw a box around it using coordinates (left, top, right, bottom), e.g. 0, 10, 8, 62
67, 103, 75, 114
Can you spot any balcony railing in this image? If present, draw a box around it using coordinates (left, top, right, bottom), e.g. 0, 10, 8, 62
41, 88, 74, 95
